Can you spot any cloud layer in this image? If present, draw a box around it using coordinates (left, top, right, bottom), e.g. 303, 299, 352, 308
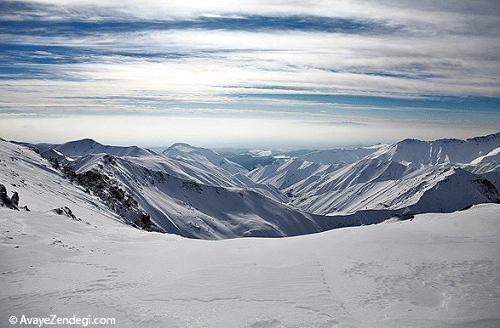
0, 0, 499, 147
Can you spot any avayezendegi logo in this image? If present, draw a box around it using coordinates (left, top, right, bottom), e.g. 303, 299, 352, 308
8, 314, 116, 326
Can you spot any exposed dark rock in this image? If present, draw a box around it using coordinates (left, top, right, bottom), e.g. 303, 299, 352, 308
182, 180, 203, 193
53, 206, 77, 219
58, 165, 163, 233
102, 154, 116, 166
474, 178, 499, 196
11, 192, 19, 207
50, 158, 60, 170
141, 213, 151, 226
459, 204, 473, 211
0, 184, 17, 210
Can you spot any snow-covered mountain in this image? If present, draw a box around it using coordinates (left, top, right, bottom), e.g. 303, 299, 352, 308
218, 149, 290, 170
298, 144, 383, 165
26, 138, 158, 158
163, 143, 247, 176
5, 132, 500, 240
16, 139, 321, 238
298, 165, 499, 219
1, 144, 499, 327
0, 138, 123, 225
468, 146, 500, 174
248, 157, 342, 190
251, 133, 500, 217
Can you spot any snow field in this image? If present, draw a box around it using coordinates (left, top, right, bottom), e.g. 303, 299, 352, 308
2, 204, 499, 327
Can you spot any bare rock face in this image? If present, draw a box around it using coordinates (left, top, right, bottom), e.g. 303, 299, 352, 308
0, 184, 11, 205
0, 184, 18, 210
58, 165, 163, 232
11, 191, 19, 207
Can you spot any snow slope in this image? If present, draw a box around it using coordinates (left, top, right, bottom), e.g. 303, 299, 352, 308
163, 143, 247, 176
1, 186, 499, 327
468, 146, 500, 174
248, 157, 341, 190
0, 139, 121, 224
15, 140, 318, 238
299, 144, 383, 165
288, 162, 500, 215
71, 153, 320, 238
251, 133, 500, 217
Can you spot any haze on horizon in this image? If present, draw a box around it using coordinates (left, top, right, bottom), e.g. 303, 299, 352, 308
1, 0, 499, 150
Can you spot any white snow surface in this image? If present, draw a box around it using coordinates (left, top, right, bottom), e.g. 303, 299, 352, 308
1, 189, 499, 327
1, 137, 500, 327
471, 146, 500, 165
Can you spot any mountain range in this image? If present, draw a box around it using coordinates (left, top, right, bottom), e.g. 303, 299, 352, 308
251, 134, 500, 218
5, 132, 500, 239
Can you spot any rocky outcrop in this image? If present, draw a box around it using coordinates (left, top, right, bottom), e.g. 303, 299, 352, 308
59, 165, 163, 232
53, 206, 79, 220
1, 184, 18, 210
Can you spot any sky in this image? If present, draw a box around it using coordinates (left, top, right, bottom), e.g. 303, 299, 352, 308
1, 0, 499, 150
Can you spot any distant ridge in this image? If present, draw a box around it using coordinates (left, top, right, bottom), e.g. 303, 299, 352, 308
298, 145, 383, 165
18, 138, 158, 158
388, 132, 500, 167
163, 143, 247, 175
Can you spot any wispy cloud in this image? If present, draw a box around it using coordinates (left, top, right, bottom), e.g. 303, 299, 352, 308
0, 0, 499, 147
2, 14, 403, 35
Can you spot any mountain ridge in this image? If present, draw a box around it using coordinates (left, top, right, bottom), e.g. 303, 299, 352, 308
14, 138, 158, 159
251, 132, 500, 216
4, 132, 500, 239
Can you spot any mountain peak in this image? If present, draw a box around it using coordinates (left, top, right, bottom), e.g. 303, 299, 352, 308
64, 138, 101, 148
398, 138, 424, 144
381, 132, 500, 166
467, 132, 500, 143
167, 142, 194, 149
163, 143, 247, 174
164, 143, 204, 155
